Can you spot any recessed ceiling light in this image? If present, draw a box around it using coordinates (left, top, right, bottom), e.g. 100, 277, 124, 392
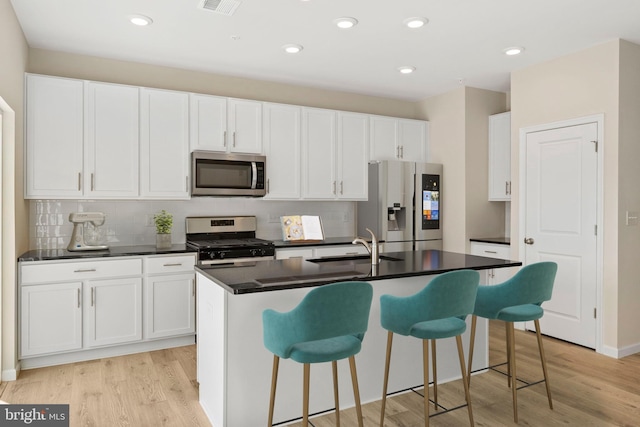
282, 44, 304, 54
503, 46, 524, 56
128, 14, 153, 26
403, 17, 428, 29
398, 66, 416, 74
334, 17, 358, 29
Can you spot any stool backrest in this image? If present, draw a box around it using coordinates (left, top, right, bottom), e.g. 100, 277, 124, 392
263, 281, 373, 359
380, 270, 480, 336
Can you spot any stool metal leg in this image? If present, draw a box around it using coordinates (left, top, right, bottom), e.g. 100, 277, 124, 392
268, 355, 279, 427
507, 322, 518, 422
456, 335, 474, 426
505, 321, 512, 388
379, 331, 393, 427
303, 363, 310, 427
348, 356, 364, 427
332, 360, 341, 426
534, 319, 554, 410
431, 339, 438, 410
422, 339, 430, 427
467, 315, 477, 386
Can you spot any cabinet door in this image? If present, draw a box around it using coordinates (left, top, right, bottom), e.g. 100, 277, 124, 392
145, 273, 195, 339
140, 88, 190, 199
20, 282, 82, 357
398, 119, 427, 162
25, 74, 84, 198
190, 93, 227, 152
488, 112, 511, 201
302, 108, 336, 199
337, 112, 369, 200
228, 98, 262, 154
84, 277, 142, 347
369, 115, 399, 161
263, 103, 301, 199
86, 82, 139, 198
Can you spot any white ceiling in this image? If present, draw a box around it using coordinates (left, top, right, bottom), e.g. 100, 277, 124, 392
10, 0, 640, 101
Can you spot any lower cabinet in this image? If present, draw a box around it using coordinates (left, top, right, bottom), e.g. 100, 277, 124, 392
19, 253, 196, 365
469, 241, 516, 284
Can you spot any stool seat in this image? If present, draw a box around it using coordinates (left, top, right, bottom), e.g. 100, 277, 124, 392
290, 335, 362, 364
410, 317, 468, 340
497, 304, 544, 322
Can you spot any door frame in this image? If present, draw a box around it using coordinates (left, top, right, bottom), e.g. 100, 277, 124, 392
518, 114, 604, 354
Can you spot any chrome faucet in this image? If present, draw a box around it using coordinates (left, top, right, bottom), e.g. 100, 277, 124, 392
352, 228, 380, 265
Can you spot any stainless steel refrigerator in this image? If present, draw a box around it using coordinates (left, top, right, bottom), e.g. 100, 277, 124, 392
357, 161, 443, 251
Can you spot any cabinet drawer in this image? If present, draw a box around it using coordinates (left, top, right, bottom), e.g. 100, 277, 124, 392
145, 254, 196, 275
470, 242, 511, 260
314, 245, 368, 257
275, 248, 314, 260
21, 258, 143, 284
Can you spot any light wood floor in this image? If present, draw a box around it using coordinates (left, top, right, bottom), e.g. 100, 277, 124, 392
3, 322, 640, 426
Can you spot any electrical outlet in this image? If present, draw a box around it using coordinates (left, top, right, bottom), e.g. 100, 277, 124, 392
626, 211, 638, 226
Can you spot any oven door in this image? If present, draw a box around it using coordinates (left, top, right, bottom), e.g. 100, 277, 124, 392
191, 151, 266, 197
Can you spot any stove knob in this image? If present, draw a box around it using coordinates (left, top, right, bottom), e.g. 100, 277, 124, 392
219, 252, 225, 259
250, 249, 258, 257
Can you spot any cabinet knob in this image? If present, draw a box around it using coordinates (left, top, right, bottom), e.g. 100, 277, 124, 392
524, 237, 535, 245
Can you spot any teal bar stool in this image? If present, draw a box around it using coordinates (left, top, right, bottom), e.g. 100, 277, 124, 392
466, 261, 557, 423
379, 270, 480, 427
262, 281, 373, 427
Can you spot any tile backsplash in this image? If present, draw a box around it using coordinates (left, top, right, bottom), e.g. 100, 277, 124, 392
30, 199, 357, 250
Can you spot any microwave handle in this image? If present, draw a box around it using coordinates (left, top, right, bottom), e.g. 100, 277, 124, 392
251, 162, 258, 189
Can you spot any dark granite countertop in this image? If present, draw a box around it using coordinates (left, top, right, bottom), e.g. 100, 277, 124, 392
272, 237, 367, 248
18, 244, 196, 262
469, 237, 511, 245
196, 249, 522, 295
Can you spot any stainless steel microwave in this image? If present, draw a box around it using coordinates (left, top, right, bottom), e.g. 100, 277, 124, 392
191, 151, 266, 197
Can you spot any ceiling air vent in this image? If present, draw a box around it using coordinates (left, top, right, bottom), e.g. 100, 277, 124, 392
199, 0, 241, 16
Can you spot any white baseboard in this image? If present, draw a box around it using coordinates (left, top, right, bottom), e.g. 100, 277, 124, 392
602, 342, 640, 359
1, 363, 19, 382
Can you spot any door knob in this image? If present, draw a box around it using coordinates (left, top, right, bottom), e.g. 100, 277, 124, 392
524, 237, 535, 245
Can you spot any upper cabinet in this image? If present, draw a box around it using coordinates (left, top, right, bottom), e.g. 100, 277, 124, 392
370, 115, 428, 162
262, 102, 301, 199
488, 111, 511, 201
86, 82, 140, 198
26, 74, 84, 198
302, 108, 368, 200
190, 94, 262, 154
140, 88, 190, 199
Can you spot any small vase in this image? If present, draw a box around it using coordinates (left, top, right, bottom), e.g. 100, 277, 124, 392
156, 233, 172, 249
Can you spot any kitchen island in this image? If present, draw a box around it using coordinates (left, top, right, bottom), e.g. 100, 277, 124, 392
196, 250, 521, 427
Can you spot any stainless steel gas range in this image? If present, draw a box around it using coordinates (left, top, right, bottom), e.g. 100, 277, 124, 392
185, 216, 275, 265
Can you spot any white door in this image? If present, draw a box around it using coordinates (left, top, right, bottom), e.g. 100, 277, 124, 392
524, 122, 598, 348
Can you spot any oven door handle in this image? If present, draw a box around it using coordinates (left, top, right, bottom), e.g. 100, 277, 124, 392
251, 161, 258, 189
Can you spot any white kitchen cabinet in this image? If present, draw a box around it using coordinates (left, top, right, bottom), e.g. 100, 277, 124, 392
275, 244, 368, 260
140, 88, 190, 199
86, 82, 139, 198
25, 74, 84, 198
144, 254, 196, 339
20, 282, 82, 357
488, 112, 511, 201
84, 277, 143, 347
190, 94, 262, 154
275, 247, 314, 260
370, 115, 428, 162
262, 103, 301, 199
469, 241, 516, 284
302, 108, 368, 200
190, 93, 227, 152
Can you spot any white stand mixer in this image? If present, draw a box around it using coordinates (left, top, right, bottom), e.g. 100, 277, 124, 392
67, 212, 109, 251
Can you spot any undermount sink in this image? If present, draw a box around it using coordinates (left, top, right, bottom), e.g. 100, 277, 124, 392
307, 255, 402, 264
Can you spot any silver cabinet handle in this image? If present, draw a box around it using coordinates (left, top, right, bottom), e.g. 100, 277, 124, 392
396, 146, 400, 158
266, 179, 270, 194
78, 172, 82, 191
91, 173, 95, 191
340, 181, 344, 195
333, 181, 336, 195
524, 237, 535, 245
508, 181, 512, 195
224, 130, 227, 147
484, 250, 498, 254
400, 146, 404, 158
186, 176, 189, 192
233, 131, 237, 147
74, 268, 97, 273
91, 287, 95, 307
77, 288, 81, 308
163, 263, 183, 267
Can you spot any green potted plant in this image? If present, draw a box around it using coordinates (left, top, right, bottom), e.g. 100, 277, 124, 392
154, 210, 173, 249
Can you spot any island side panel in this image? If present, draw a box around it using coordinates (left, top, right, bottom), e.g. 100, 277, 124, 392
198, 273, 489, 427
